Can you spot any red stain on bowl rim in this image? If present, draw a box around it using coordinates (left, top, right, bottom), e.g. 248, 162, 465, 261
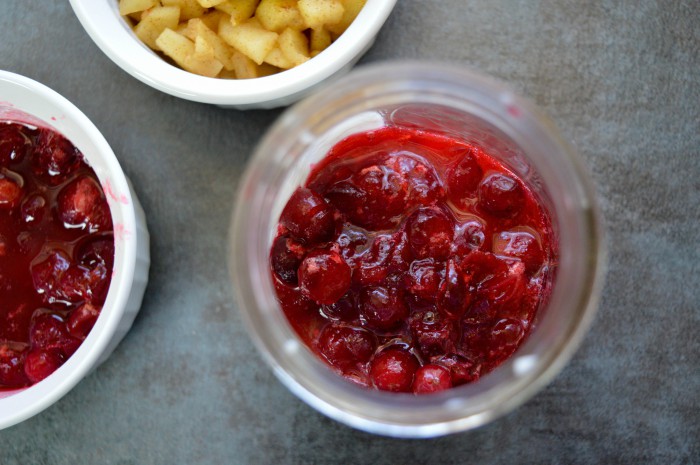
102, 179, 129, 205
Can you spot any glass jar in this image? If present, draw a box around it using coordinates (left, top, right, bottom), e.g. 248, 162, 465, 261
229, 62, 606, 438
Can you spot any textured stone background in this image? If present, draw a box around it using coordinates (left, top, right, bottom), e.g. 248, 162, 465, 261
1, 1, 698, 463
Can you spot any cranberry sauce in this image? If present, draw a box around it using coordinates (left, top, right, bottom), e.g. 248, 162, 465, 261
0, 121, 114, 389
270, 126, 555, 394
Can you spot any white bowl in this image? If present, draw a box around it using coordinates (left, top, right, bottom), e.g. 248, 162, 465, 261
0, 71, 150, 429
68, 0, 397, 109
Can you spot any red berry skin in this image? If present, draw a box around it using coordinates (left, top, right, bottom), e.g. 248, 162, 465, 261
31, 249, 72, 305
413, 364, 452, 394
406, 207, 453, 261
31, 129, 79, 185
488, 318, 526, 358
478, 173, 525, 217
21, 194, 47, 224
369, 348, 419, 393
298, 249, 351, 305
355, 234, 393, 285
30, 313, 81, 357
317, 324, 376, 371
0, 344, 29, 388
452, 220, 487, 256
437, 259, 472, 318
446, 147, 483, 208
24, 348, 65, 384
270, 235, 306, 285
404, 259, 442, 301
321, 291, 359, 321
57, 176, 112, 232
279, 187, 335, 244
0, 176, 22, 209
409, 309, 457, 357
359, 285, 408, 332
433, 354, 481, 386
493, 230, 544, 274
387, 154, 444, 207
0, 124, 30, 166
67, 303, 101, 340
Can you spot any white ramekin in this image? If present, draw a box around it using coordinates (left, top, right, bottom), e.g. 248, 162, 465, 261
0, 71, 150, 429
68, 0, 397, 109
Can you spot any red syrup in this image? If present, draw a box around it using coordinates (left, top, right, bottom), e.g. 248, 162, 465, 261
0, 121, 114, 389
270, 126, 555, 394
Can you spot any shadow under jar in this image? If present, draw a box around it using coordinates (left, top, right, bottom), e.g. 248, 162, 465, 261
230, 62, 605, 438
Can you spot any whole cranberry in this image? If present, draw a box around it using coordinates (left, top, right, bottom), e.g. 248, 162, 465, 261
474, 262, 526, 317
77, 237, 115, 272
406, 207, 454, 261
57, 176, 112, 232
0, 175, 22, 209
359, 285, 408, 332
59, 260, 111, 306
369, 348, 419, 393
492, 230, 544, 274
32, 128, 79, 185
478, 173, 525, 217
413, 364, 452, 394
336, 225, 369, 258
298, 249, 351, 305
0, 124, 30, 165
437, 258, 472, 318
388, 229, 412, 274
326, 161, 410, 230
459, 250, 509, 286
67, 303, 101, 340
270, 235, 306, 285
489, 318, 526, 354
409, 309, 457, 357
24, 348, 65, 384
452, 219, 487, 255
31, 249, 73, 304
353, 163, 408, 229
30, 312, 81, 357
21, 194, 47, 224
321, 291, 358, 321
404, 259, 442, 301
0, 344, 29, 387
279, 187, 335, 244
387, 154, 444, 207
317, 324, 375, 370
355, 234, 393, 285
434, 354, 481, 386
446, 147, 483, 207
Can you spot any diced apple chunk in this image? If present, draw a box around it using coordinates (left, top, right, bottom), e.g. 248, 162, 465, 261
186, 18, 236, 70
214, 0, 258, 25
279, 28, 309, 66
327, 0, 365, 35
256, 0, 306, 31
196, 0, 226, 7
219, 20, 278, 65
134, 6, 181, 50
309, 27, 331, 52
298, 0, 344, 30
155, 27, 194, 68
119, 0, 157, 16
161, 0, 207, 21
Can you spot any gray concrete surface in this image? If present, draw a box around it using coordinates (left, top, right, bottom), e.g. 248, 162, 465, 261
1, 1, 698, 463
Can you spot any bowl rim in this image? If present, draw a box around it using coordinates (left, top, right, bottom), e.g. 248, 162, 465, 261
68, 0, 398, 105
0, 71, 138, 429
